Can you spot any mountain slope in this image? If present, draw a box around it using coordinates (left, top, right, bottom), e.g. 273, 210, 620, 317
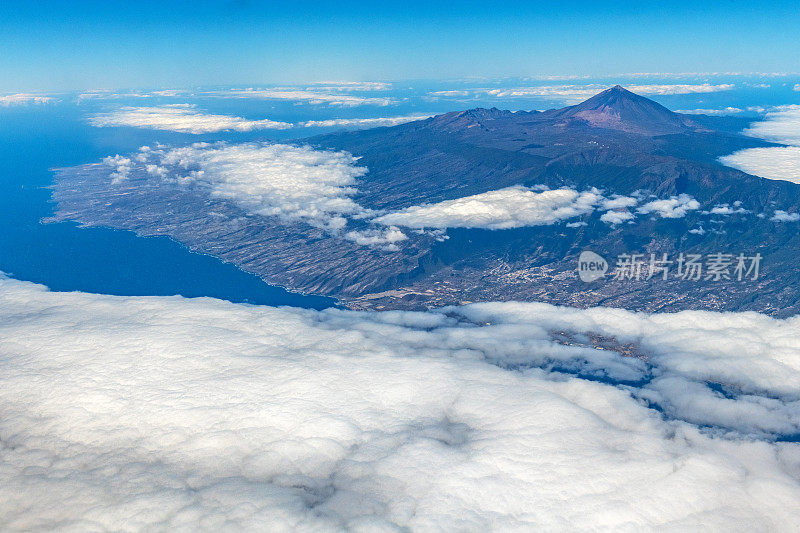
543, 85, 702, 134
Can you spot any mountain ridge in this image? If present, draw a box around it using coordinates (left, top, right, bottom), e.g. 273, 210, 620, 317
542, 85, 703, 134
48, 85, 800, 316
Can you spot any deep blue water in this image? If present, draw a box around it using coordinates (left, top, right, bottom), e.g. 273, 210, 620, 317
0, 105, 335, 309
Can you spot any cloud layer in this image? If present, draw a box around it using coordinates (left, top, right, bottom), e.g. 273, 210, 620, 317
142, 143, 370, 230
99, 145, 708, 236
720, 106, 800, 183
301, 114, 430, 129
720, 147, 800, 183
218, 88, 396, 107
373, 187, 695, 229
90, 106, 429, 133
90, 105, 294, 133
1, 275, 799, 530
429, 84, 735, 103
373, 186, 604, 229
0, 93, 53, 106
119, 143, 408, 247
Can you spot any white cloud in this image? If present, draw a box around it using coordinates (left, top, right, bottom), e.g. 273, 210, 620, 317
484, 85, 603, 101
601, 195, 638, 210
431, 84, 735, 104
373, 186, 604, 229
149, 143, 372, 231
102, 154, 133, 184
771, 210, 800, 222
90, 105, 294, 133
301, 114, 431, 129
794, 84, 800, 92
740, 106, 800, 146
344, 227, 408, 249
308, 81, 392, 91
77, 89, 187, 101
428, 90, 471, 97
107, 143, 407, 247
0, 93, 53, 106
704, 202, 750, 215
626, 83, 735, 95
719, 106, 800, 183
215, 88, 397, 107
1, 276, 800, 530
676, 107, 744, 115
637, 194, 700, 218
89, 105, 430, 134
720, 147, 800, 183
600, 210, 635, 224
93, 143, 705, 242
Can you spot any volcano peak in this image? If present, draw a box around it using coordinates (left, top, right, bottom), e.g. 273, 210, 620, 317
549, 85, 699, 134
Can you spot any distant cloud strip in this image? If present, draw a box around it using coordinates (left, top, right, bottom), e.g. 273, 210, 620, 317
90, 105, 293, 133
0, 93, 53, 106
2, 275, 800, 529
373, 187, 605, 229
89, 105, 430, 133
373, 187, 698, 229
301, 115, 430, 128
307, 81, 392, 91
77, 83, 392, 102
430, 83, 735, 103
216, 88, 397, 106
116, 143, 407, 247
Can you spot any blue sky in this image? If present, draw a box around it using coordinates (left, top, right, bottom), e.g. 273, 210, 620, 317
2, 0, 800, 92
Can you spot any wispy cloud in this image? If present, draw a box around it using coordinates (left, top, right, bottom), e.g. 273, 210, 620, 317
110, 143, 406, 247
212, 88, 398, 107
0, 93, 53, 106
428, 90, 471, 97
626, 83, 735, 95
138, 143, 370, 228
428, 84, 735, 104
637, 194, 701, 218
307, 81, 392, 91
373, 186, 604, 229
374, 186, 694, 230
301, 114, 430, 128
89, 105, 430, 133
771, 209, 800, 222
676, 107, 744, 115
90, 105, 293, 133
77, 89, 188, 101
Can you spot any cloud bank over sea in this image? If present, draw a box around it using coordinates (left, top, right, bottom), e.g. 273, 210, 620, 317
720, 106, 800, 183
1, 275, 799, 530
